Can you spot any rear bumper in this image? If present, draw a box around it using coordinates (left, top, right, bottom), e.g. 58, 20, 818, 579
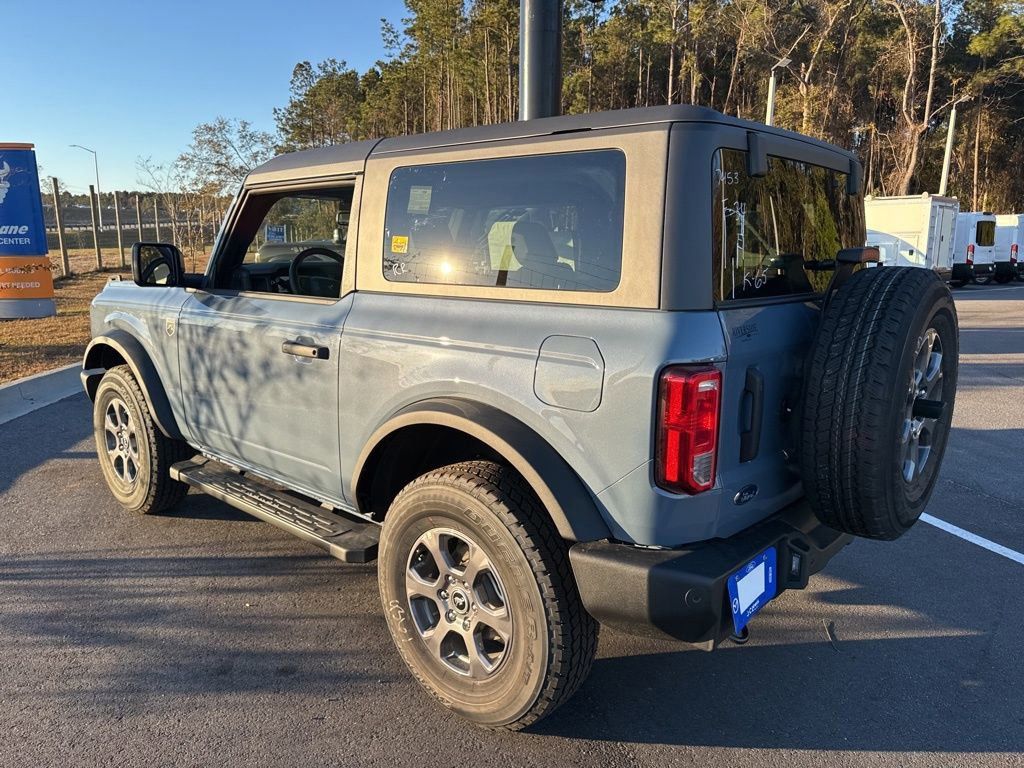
973, 262, 995, 275
569, 499, 852, 648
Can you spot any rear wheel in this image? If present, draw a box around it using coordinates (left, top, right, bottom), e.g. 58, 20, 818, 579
995, 272, 1013, 284
378, 461, 598, 730
974, 273, 993, 285
92, 365, 192, 514
800, 267, 959, 540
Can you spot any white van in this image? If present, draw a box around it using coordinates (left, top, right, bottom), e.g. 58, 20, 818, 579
953, 212, 997, 285
865, 194, 958, 279
994, 213, 1024, 283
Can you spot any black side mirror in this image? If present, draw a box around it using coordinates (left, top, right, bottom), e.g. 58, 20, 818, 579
131, 242, 184, 287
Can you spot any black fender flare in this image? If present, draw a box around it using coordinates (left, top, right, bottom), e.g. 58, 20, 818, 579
81, 330, 185, 441
352, 398, 612, 543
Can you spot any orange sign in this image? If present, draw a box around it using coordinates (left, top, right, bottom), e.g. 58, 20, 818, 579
0, 256, 55, 300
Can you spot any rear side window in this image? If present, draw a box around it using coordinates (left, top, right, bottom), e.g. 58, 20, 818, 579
383, 150, 625, 292
975, 220, 995, 246
713, 149, 865, 303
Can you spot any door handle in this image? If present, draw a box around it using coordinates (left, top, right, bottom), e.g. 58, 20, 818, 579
739, 367, 764, 463
281, 340, 330, 360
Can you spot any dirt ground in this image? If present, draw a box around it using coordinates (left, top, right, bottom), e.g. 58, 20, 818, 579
1, 248, 209, 385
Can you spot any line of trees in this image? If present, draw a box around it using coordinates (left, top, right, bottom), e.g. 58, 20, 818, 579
168, 0, 1024, 221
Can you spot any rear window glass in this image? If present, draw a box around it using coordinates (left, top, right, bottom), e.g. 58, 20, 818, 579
975, 220, 996, 246
713, 149, 865, 303
383, 150, 625, 292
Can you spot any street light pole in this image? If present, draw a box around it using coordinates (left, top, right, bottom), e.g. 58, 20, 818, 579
70, 144, 103, 230
765, 58, 792, 127
939, 98, 969, 197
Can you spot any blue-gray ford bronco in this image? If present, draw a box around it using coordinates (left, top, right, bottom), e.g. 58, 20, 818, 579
82, 105, 959, 730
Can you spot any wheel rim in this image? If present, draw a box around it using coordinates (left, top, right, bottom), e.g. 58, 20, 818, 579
901, 328, 944, 484
404, 527, 512, 680
103, 397, 140, 486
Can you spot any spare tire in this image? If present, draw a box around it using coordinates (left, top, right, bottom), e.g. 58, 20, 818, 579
800, 267, 958, 540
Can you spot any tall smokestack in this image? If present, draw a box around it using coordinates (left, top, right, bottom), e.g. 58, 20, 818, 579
519, 0, 563, 120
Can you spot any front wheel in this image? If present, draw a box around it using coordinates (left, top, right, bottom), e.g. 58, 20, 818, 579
378, 461, 598, 730
92, 365, 192, 514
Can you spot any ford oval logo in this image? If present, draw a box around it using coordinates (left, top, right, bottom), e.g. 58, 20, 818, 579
733, 485, 758, 505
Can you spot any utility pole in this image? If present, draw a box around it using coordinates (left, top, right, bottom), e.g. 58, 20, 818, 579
88, 184, 102, 269
135, 194, 143, 242
50, 177, 70, 277
70, 144, 103, 229
940, 97, 970, 197
519, 0, 563, 120
113, 190, 125, 267
765, 58, 792, 127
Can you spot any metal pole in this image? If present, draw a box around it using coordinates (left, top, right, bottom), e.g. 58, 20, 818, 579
70, 144, 103, 229
939, 102, 960, 197
765, 70, 778, 126
88, 184, 102, 269
50, 177, 70, 277
519, 0, 563, 120
113, 190, 125, 267
135, 194, 143, 242
154, 198, 161, 242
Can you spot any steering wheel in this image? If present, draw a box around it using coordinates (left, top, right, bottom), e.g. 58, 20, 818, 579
289, 247, 343, 297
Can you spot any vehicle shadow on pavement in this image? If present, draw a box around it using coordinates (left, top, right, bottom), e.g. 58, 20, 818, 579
535, 542, 1024, 752
0, 394, 92, 496
155, 490, 257, 522
0, 547, 390, 702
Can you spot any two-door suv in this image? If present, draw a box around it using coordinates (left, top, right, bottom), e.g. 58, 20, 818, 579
83, 105, 958, 730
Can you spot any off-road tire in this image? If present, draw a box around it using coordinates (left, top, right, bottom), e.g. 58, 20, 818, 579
378, 460, 599, 731
800, 267, 958, 540
92, 365, 192, 514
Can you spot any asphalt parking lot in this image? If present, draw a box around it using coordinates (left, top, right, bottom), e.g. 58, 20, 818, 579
1, 282, 1022, 768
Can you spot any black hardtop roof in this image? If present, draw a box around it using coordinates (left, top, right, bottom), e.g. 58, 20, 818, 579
245, 104, 856, 185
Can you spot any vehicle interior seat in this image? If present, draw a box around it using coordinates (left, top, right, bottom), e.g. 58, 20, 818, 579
508, 219, 577, 289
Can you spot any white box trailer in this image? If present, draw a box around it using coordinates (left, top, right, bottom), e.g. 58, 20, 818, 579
994, 213, 1024, 282
864, 194, 959, 280
952, 211, 998, 285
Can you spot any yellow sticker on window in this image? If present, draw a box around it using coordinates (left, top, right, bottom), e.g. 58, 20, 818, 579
391, 235, 409, 254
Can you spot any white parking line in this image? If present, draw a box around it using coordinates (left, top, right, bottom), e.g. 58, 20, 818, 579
921, 513, 1024, 565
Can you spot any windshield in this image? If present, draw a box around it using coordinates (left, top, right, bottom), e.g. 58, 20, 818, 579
712, 149, 865, 303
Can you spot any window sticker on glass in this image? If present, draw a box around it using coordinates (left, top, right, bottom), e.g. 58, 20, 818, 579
391, 235, 409, 254
408, 186, 433, 214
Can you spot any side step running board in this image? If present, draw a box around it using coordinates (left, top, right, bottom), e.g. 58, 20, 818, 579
170, 458, 379, 563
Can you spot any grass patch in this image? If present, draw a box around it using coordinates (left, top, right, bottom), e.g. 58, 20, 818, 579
1, 247, 210, 385
0, 268, 128, 384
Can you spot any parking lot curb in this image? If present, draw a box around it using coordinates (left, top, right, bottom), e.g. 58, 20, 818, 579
0, 364, 81, 426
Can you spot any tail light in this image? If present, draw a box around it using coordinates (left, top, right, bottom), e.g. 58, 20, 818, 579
966, 244, 975, 265
1011, 244, 1018, 264
656, 366, 722, 494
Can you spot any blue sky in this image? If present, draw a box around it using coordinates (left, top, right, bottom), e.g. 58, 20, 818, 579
3, 0, 408, 193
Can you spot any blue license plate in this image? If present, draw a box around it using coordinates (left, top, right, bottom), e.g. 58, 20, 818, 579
726, 547, 778, 634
